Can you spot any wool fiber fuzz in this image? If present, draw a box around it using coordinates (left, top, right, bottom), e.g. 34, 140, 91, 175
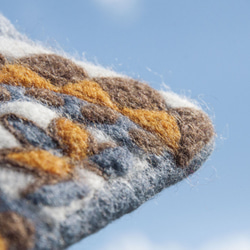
0, 14, 215, 250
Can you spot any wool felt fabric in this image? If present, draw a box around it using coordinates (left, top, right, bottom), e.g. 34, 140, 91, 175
0, 14, 215, 250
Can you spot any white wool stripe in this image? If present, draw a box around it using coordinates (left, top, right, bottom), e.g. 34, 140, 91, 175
74, 60, 123, 78
87, 127, 114, 144
0, 123, 21, 148
0, 168, 35, 198
0, 14, 27, 40
0, 101, 58, 129
0, 14, 122, 77
0, 14, 51, 59
160, 90, 200, 109
0, 37, 51, 59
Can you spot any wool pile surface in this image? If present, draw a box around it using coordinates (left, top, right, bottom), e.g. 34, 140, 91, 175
0, 14, 215, 250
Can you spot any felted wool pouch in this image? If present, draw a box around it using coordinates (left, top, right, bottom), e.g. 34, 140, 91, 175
0, 14, 215, 250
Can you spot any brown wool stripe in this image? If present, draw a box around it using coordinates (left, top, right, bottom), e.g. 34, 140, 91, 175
25, 88, 65, 107
81, 104, 119, 124
0, 53, 6, 67
0, 85, 11, 102
129, 128, 167, 155
87, 134, 116, 155
94, 77, 167, 111
18, 54, 88, 87
171, 107, 215, 167
0, 212, 35, 250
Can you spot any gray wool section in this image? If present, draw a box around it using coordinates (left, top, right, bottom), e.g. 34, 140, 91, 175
2, 84, 27, 101
26, 181, 90, 207
51, 146, 211, 249
0, 84, 215, 250
59, 95, 87, 122
0, 188, 62, 249
7, 114, 59, 150
32, 145, 214, 250
90, 147, 133, 177
32, 144, 213, 250
96, 123, 134, 149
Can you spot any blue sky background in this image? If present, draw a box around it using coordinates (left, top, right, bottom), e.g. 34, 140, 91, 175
1, 1, 250, 249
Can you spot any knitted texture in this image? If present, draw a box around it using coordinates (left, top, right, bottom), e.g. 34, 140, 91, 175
0, 14, 215, 250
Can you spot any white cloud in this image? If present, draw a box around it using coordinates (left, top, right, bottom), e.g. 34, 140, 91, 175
93, 0, 141, 20
102, 232, 250, 250
201, 234, 250, 250
102, 233, 183, 250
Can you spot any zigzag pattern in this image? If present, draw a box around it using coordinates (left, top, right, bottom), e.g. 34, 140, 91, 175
0, 15, 215, 250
